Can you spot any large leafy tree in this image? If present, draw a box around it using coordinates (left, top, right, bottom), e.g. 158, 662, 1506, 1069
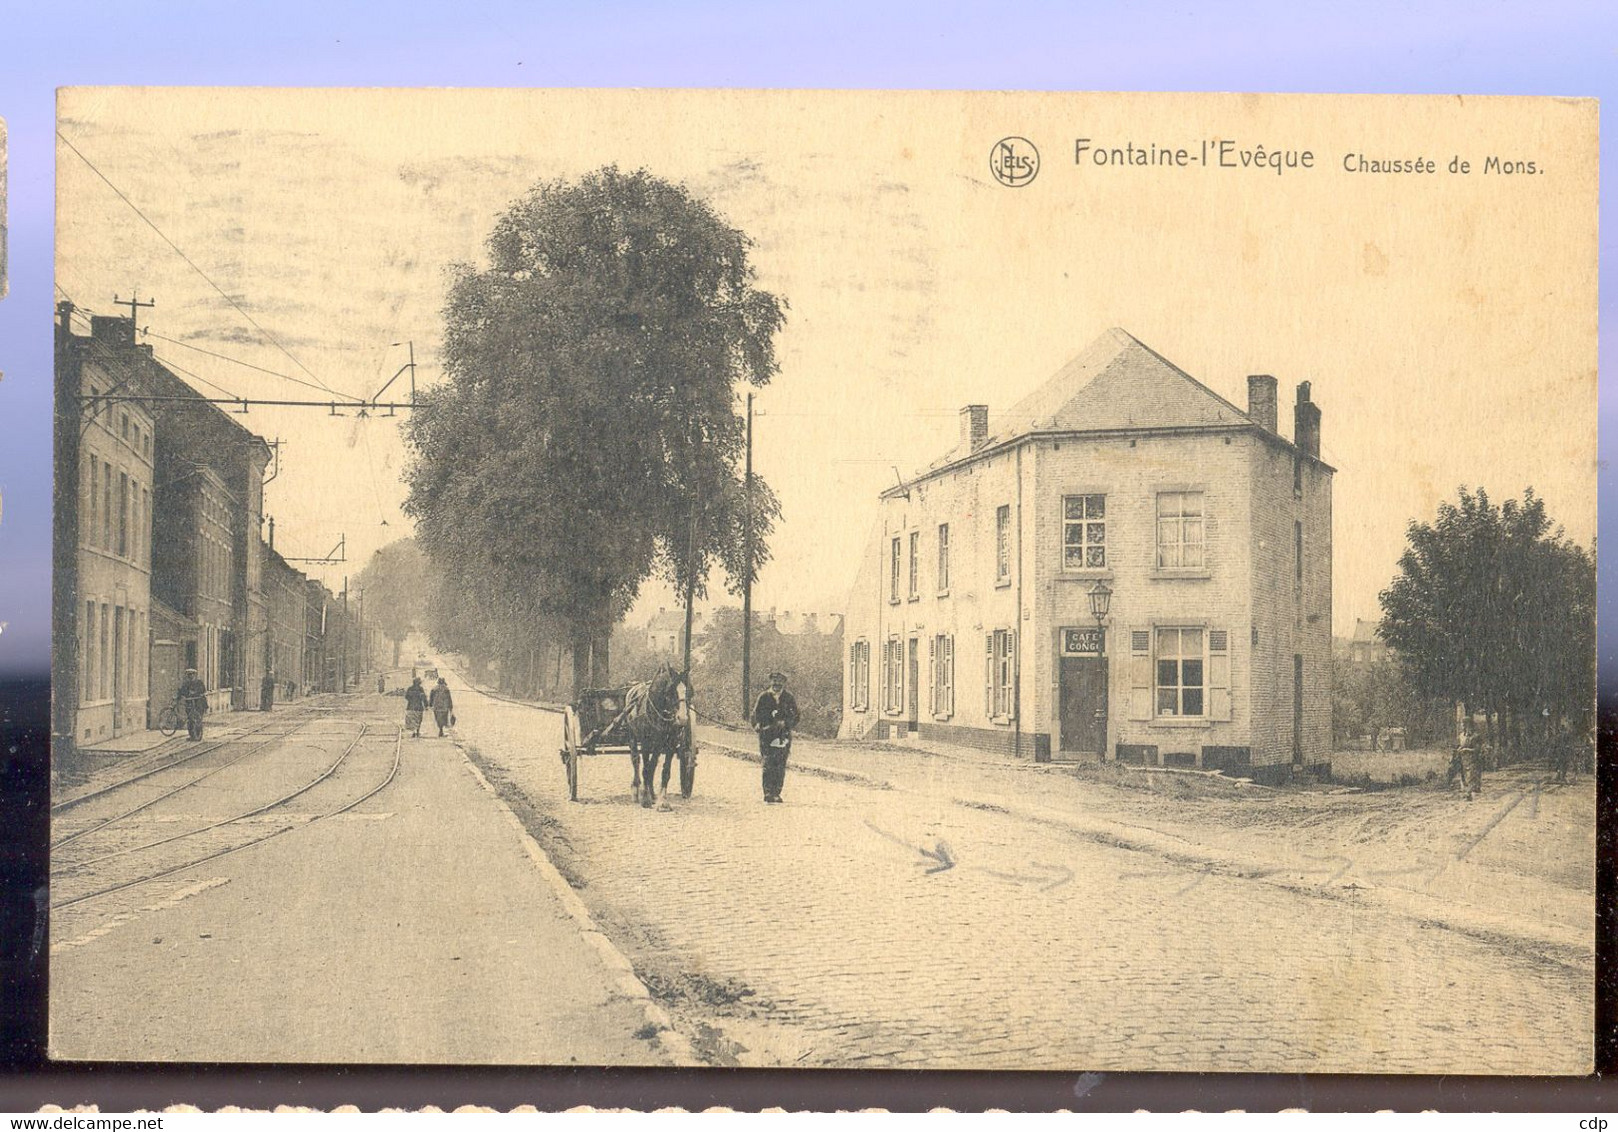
405, 167, 785, 688
354, 538, 429, 666
1379, 487, 1595, 751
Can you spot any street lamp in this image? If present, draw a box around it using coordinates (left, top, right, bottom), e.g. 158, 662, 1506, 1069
1088, 580, 1113, 759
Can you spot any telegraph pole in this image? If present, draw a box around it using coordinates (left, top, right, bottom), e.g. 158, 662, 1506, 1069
113, 292, 156, 326
741, 393, 753, 716
682, 509, 699, 678
340, 576, 349, 692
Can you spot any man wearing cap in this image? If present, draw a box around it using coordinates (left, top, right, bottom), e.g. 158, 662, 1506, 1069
751, 671, 799, 804
177, 667, 209, 741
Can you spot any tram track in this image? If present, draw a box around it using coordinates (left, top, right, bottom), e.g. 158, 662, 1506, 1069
52, 723, 403, 911
52, 720, 313, 850
52, 710, 320, 814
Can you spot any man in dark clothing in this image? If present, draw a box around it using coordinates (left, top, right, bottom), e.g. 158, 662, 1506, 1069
752, 671, 799, 803
177, 668, 209, 741
429, 677, 454, 737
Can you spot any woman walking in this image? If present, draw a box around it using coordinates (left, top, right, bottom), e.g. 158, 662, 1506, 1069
404, 677, 427, 738
430, 677, 454, 737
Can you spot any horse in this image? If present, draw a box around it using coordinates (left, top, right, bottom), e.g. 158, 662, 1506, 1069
623, 664, 691, 808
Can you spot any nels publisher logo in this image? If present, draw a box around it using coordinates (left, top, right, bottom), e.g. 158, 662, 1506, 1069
990, 137, 1039, 187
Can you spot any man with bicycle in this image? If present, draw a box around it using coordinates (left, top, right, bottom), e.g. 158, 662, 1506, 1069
177, 667, 209, 741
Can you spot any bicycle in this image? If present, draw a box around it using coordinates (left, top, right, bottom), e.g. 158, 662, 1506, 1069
156, 704, 182, 737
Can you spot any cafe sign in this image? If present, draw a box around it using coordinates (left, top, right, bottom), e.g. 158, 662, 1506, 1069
1061, 627, 1104, 656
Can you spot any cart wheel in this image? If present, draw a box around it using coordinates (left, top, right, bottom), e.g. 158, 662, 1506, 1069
679, 723, 696, 798
562, 706, 581, 802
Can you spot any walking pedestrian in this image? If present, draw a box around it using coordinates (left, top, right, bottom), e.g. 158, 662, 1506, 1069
752, 671, 799, 804
177, 667, 209, 741
1456, 719, 1482, 800
430, 676, 454, 737
404, 677, 427, 739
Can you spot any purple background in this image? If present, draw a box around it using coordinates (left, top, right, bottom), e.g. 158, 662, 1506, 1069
0, 1, 1612, 681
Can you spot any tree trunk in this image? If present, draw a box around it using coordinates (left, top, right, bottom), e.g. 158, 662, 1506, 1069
571, 636, 590, 695
592, 631, 611, 687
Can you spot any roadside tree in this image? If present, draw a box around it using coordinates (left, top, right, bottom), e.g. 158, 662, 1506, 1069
1379, 486, 1594, 758
354, 538, 429, 667
405, 167, 785, 689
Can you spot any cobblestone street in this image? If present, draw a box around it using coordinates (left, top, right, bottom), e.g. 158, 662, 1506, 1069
449, 673, 1594, 1074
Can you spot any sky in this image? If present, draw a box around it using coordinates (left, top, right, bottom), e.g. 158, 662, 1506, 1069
0, 1, 1614, 677
51, 88, 1597, 641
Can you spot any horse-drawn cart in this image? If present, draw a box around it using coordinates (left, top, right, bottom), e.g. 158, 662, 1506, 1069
558, 684, 697, 802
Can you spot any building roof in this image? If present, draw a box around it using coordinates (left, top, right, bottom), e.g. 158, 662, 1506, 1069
897, 328, 1329, 493
1351, 618, 1381, 643
647, 609, 687, 632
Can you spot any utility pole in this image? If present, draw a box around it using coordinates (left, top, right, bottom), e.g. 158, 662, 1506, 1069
682, 508, 699, 678
113, 291, 156, 327
741, 393, 753, 717
340, 576, 349, 692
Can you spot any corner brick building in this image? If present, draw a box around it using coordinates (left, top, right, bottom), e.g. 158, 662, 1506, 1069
839, 328, 1333, 782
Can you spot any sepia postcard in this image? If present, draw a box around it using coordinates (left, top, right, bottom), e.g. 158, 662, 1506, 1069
49, 88, 1597, 1073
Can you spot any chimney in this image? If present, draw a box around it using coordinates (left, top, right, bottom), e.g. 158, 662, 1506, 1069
1294, 381, 1321, 460
90, 314, 136, 347
268, 516, 275, 551
960, 404, 989, 452
1246, 375, 1278, 433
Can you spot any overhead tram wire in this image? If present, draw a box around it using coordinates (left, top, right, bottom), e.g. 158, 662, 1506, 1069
148, 353, 244, 402
56, 129, 364, 405
143, 330, 357, 401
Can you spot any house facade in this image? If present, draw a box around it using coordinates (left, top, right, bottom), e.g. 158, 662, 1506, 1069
68, 324, 158, 743
839, 328, 1334, 782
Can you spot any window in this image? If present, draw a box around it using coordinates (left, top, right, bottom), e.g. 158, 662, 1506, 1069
883, 637, 904, 713
103, 462, 113, 549
1155, 491, 1204, 568
930, 633, 954, 717
937, 524, 950, 592
1294, 520, 1304, 594
995, 505, 1012, 581
1155, 627, 1204, 717
83, 602, 94, 704
118, 472, 129, 557
1293, 454, 1303, 497
908, 531, 919, 599
86, 456, 99, 548
986, 628, 1015, 719
120, 413, 129, 441
889, 537, 901, 603
99, 602, 110, 700
1062, 494, 1106, 569
848, 640, 871, 712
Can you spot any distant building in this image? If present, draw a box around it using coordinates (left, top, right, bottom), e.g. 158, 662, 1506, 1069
646, 608, 688, 655
53, 302, 338, 762
839, 328, 1334, 783
263, 539, 311, 701
1346, 618, 1391, 665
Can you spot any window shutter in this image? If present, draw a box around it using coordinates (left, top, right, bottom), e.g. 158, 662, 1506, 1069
1008, 630, 1018, 720
945, 635, 955, 716
1129, 628, 1153, 721
931, 637, 944, 714
1209, 629, 1232, 721
985, 633, 994, 717
849, 643, 856, 709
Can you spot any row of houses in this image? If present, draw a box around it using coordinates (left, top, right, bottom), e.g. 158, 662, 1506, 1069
840, 328, 1334, 783
52, 304, 367, 757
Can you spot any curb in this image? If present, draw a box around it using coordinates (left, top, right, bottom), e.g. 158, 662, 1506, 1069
696, 731, 892, 789
455, 748, 700, 1067
706, 729, 1590, 968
